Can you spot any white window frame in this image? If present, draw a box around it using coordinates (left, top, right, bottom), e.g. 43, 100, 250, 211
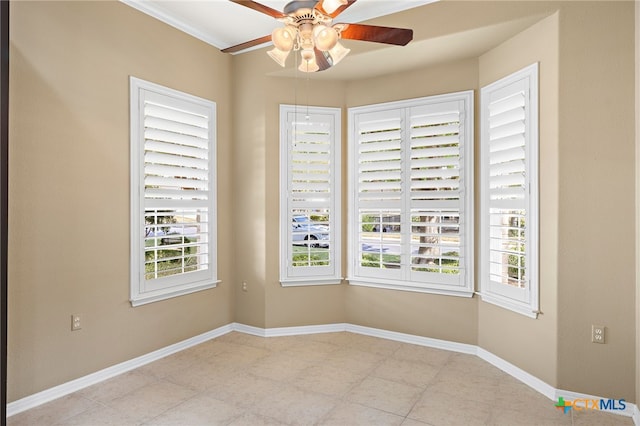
479, 63, 539, 318
130, 77, 218, 306
279, 105, 342, 286
348, 91, 474, 297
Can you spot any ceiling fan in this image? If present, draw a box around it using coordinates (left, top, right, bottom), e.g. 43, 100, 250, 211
221, 0, 414, 72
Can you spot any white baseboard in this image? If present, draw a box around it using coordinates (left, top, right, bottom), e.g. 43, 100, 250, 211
476, 347, 556, 400
7, 321, 637, 422
6, 324, 234, 417
345, 323, 477, 355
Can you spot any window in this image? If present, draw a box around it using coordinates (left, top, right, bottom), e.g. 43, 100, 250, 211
348, 92, 474, 296
279, 105, 341, 285
479, 63, 539, 318
130, 77, 217, 306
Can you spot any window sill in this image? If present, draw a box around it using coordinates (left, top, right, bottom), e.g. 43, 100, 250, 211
347, 278, 473, 298
130, 280, 220, 307
280, 278, 343, 287
477, 292, 539, 319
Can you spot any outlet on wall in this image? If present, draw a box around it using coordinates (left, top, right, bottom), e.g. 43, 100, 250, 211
591, 324, 605, 344
71, 314, 82, 331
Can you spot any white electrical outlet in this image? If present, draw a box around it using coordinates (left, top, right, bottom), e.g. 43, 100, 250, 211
591, 325, 605, 344
242, 282, 248, 292
71, 314, 82, 331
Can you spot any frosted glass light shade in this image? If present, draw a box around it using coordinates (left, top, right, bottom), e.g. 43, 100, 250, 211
299, 55, 320, 73
328, 41, 350, 65
267, 48, 290, 67
272, 26, 296, 52
313, 25, 338, 51
321, 0, 347, 14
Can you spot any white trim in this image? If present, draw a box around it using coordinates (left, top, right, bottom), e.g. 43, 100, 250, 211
280, 279, 343, 287
6, 324, 233, 417
119, 0, 233, 50
8, 322, 636, 421
345, 324, 476, 355
476, 347, 555, 399
279, 105, 342, 285
129, 76, 218, 306
479, 63, 539, 318
348, 91, 474, 296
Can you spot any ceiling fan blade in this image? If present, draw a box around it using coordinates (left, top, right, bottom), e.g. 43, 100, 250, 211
221, 34, 272, 54
315, 0, 357, 18
339, 23, 413, 46
229, 0, 286, 19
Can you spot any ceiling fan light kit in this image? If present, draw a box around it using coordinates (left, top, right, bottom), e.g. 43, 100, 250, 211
225, 0, 414, 73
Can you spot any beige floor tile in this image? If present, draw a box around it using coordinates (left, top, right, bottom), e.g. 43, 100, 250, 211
445, 353, 508, 380
392, 343, 453, 367
78, 371, 157, 403
318, 402, 405, 426
226, 412, 288, 426
246, 351, 312, 382
408, 389, 492, 426
204, 371, 284, 409
302, 331, 356, 346
571, 409, 634, 425
283, 339, 340, 363
144, 394, 243, 426
346, 333, 403, 356
252, 384, 338, 425
106, 380, 196, 423
208, 343, 270, 368
430, 369, 500, 405
372, 357, 440, 388
54, 405, 139, 426
12, 332, 629, 426
322, 346, 384, 374
8, 394, 98, 426
401, 419, 430, 426
346, 376, 423, 417
487, 407, 572, 426
163, 359, 238, 392
136, 350, 199, 379
292, 363, 367, 397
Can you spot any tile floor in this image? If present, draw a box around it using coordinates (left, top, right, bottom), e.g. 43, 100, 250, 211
7, 332, 634, 426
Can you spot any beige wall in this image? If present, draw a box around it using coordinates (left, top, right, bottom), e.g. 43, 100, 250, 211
6, 0, 638, 407
343, 58, 480, 345
8, 1, 234, 401
555, 1, 636, 400
477, 12, 560, 387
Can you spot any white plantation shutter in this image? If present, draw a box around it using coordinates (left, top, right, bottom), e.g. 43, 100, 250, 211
480, 64, 539, 318
355, 110, 403, 280
280, 105, 341, 285
130, 77, 217, 306
409, 102, 468, 287
349, 92, 473, 295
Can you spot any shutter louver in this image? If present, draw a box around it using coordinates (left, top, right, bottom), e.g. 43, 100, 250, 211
355, 111, 403, 274
487, 89, 527, 288
480, 63, 539, 317
409, 105, 462, 278
143, 98, 211, 281
349, 92, 473, 295
280, 106, 341, 283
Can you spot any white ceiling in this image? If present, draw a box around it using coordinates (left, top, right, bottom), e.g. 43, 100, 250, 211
120, 0, 436, 53
120, 0, 544, 80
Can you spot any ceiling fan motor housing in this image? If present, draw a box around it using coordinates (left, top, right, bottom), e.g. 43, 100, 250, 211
283, 1, 320, 16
